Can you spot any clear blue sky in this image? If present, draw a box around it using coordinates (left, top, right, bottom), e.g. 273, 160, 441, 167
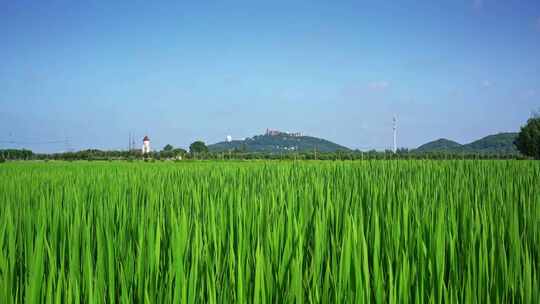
1, 0, 539, 152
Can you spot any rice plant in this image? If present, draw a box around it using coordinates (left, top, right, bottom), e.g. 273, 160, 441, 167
0, 160, 538, 303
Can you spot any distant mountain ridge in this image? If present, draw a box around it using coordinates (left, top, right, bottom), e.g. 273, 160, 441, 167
209, 132, 350, 153
416, 132, 519, 154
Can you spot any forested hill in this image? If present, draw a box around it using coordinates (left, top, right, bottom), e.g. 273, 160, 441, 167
415, 132, 519, 154
415, 139, 462, 153
209, 133, 350, 153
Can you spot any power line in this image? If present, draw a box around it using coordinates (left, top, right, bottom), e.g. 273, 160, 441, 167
64, 137, 73, 152
393, 115, 398, 154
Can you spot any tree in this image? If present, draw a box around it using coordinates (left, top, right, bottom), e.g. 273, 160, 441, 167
514, 115, 540, 159
189, 141, 208, 154
172, 148, 186, 155
163, 144, 174, 152
0, 149, 33, 160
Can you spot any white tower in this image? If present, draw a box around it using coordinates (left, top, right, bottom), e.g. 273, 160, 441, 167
142, 135, 151, 154
226, 135, 232, 142
392, 116, 397, 153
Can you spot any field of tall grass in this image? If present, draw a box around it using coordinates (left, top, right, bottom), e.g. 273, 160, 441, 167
0, 160, 538, 303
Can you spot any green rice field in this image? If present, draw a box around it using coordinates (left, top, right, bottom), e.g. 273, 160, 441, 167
0, 161, 539, 303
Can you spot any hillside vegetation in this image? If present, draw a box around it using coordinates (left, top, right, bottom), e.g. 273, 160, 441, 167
416, 132, 519, 155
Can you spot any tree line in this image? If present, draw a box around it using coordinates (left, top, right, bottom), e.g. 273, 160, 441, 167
0, 147, 528, 162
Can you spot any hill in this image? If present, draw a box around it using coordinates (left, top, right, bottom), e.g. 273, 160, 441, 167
462, 133, 519, 154
415, 132, 519, 155
416, 139, 462, 153
209, 133, 350, 153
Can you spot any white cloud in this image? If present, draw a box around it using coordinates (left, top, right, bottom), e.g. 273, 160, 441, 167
473, 0, 483, 10
367, 81, 390, 91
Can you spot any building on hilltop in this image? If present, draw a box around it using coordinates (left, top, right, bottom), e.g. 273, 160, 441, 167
265, 129, 281, 136
265, 129, 303, 137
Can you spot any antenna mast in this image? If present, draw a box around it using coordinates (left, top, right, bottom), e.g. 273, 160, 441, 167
131, 132, 136, 153
393, 115, 397, 153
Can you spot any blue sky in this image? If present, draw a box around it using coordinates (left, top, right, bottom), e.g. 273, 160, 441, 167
1, 0, 539, 152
